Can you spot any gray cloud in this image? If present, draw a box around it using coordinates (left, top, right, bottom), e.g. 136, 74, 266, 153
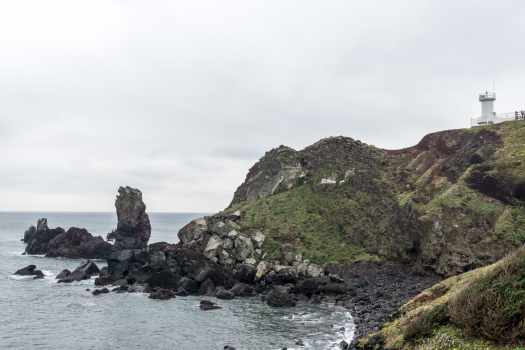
2, 0, 524, 212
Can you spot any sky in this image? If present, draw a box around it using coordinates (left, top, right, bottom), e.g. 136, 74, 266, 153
1, 0, 524, 212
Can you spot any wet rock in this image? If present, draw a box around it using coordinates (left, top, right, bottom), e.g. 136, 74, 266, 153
107, 186, 151, 250
149, 288, 176, 300
234, 264, 256, 284
14, 265, 45, 279
199, 299, 221, 310
56, 269, 71, 280
295, 339, 304, 346
23, 219, 66, 255
57, 260, 100, 283
215, 287, 235, 300
92, 288, 109, 296
266, 286, 296, 307
198, 278, 216, 296
178, 277, 199, 294
224, 346, 236, 350
230, 282, 256, 297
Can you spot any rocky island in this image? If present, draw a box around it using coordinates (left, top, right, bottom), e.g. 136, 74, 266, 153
19, 121, 525, 349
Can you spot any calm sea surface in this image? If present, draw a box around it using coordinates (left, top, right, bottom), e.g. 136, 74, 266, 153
0, 212, 353, 350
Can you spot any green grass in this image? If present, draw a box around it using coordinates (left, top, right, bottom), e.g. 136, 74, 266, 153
235, 183, 383, 264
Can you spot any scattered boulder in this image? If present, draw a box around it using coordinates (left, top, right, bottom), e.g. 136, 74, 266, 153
56, 269, 71, 280
266, 286, 296, 307
107, 186, 151, 250
149, 288, 176, 300
57, 260, 100, 283
14, 265, 45, 279
215, 287, 235, 300
230, 282, 256, 297
92, 288, 109, 296
234, 264, 256, 284
200, 299, 221, 310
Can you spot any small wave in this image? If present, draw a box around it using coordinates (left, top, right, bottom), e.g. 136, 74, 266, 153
7, 274, 34, 281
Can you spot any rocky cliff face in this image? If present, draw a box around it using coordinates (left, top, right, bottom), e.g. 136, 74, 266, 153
180, 121, 525, 278
107, 186, 151, 250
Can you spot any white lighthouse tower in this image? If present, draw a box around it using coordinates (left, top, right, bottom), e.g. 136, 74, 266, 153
478, 91, 496, 125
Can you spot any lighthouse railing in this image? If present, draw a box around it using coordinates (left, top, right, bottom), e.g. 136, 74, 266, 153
470, 111, 525, 127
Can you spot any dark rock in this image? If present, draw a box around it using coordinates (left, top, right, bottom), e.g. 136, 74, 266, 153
230, 282, 256, 297
266, 286, 296, 307
295, 339, 304, 346
175, 287, 189, 296
149, 288, 176, 300
46, 227, 112, 259
339, 340, 349, 349
198, 278, 216, 296
234, 264, 256, 284
56, 269, 71, 280
57, 260, 100, 283
224, 346, 236, 350
92, 288, 109, 296
199, 299, 221, 310
215, 287, 235, 300
146, 270, 180, 289
14, 265, 45, 279
23, 219, 65, 255
107, 186, 151, 250
178, 277, 199, 294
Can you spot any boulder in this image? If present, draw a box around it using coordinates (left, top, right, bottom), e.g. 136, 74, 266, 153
14, 265, 45, 279
234, 235, 254, 262
107, 186, 151, 250
57, 260, 100, 283
256, 261, 273, 280
266, 286, 296, 307
199, 300, 221, 310
178, 217, 208, 246
149, 288, 176, 300
230, 282, 256, 297
215, 287, 235, 300
198, 278, 216, 296
56, 269, 71, 280
92, 288, 110, 296
234, 264, 256, 284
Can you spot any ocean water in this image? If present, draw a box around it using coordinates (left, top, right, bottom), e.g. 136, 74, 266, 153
0, 212, 354, 350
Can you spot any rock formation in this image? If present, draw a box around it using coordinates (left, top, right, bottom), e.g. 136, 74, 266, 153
107, 186, 151, 250
14, 265, 45, 279
22, 219, 112, 259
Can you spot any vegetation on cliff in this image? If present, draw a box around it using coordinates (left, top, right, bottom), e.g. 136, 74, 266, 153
224, 121, 525, 276
356, 245, 525, 350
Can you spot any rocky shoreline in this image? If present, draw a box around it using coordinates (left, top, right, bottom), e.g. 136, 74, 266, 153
16, 185, 444, 349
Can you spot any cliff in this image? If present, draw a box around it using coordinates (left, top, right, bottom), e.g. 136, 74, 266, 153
179, 121, 525, 279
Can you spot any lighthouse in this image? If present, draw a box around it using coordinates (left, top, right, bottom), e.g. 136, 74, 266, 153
478, 91, 496, 125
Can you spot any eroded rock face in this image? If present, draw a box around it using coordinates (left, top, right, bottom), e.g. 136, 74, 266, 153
107, 186, 151, 250
22, 219, 112, 259
47, 227, 113, 259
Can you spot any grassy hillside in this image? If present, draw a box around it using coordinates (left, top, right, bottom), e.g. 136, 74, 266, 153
356, 246, 525, 350
223, 121, 525, 275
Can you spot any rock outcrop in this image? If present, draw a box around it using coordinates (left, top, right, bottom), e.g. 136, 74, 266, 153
57, 260, 100, 283
14, 265, 45, 279
107, 186, 151, 250
22, 219, 112, 259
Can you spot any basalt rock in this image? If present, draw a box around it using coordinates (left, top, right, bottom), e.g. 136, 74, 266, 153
199, 299, 221, 310
57, 260, 100, 283
22, 219, 112, 259
14, 265, 45, 279
23, 219, 65, 255
46, 227, 113, 259
107, 186, 151, 250
265, 286, 297, 307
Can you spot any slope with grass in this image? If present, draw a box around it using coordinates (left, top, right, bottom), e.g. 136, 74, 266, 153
355, 246, 525, 350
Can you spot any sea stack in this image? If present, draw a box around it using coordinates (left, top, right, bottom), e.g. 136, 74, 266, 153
107, 186, 151, 250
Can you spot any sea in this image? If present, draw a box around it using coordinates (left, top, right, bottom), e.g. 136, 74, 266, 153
0, 212, 354, 350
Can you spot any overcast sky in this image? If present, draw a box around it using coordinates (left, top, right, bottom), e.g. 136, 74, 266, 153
1, 0, 524, 212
